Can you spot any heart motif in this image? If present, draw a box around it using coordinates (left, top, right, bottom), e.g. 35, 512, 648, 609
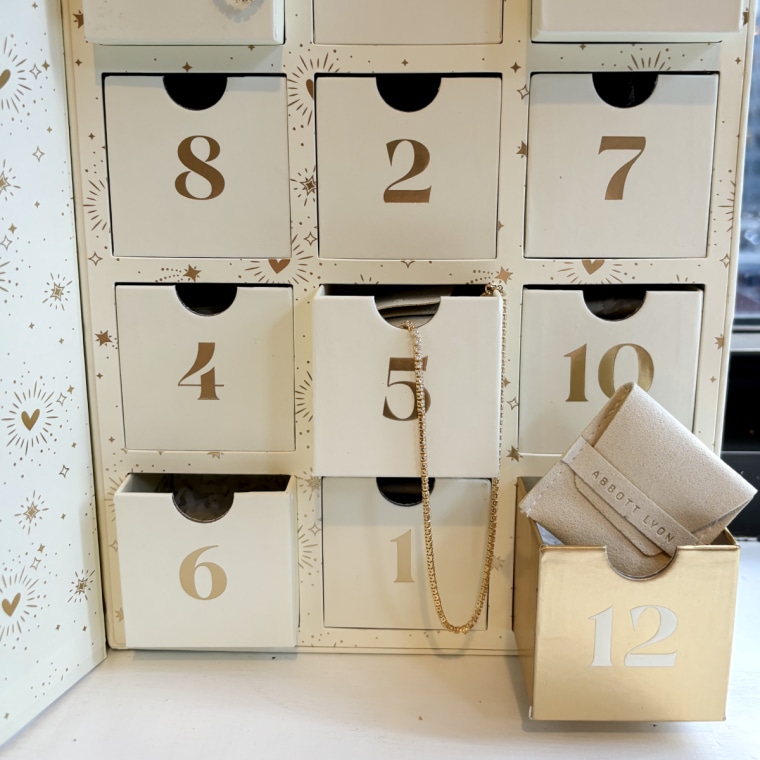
2, 593, 20, 617
21, 409, 40, 430
0, 70, 10, 90
305, 78, 314, 100
582, 259, 604, 275
268, 258, 290, 274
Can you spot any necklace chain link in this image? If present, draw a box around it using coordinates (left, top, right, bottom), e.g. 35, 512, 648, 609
401, 282, 507, 634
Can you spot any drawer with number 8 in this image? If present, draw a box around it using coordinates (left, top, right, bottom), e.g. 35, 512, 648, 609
114, 473, 298, 650
525, 73, 718, 259
518, 287, 703, 456
115, 283, 295, 452
104, 74, 291, 259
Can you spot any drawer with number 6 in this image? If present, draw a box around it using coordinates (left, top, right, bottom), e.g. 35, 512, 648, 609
525, 73, 718, 259
312, 285, 503, 477
315, 74, 502, 260
114, 473, 298, 650
104, 74, 291, 259
322, 477, 491, 630
115, 283, 295, 453
518, 286, 703, 456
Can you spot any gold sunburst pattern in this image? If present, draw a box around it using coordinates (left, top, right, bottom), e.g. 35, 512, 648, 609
67, 569, 96, 604
245, 236, 313, 285
628, 52, 672, 71
557, 259, 626, 285
287, 52, 339, 126
0, 566, 40, 643
82, 177, 109, 234
15, 491, 48, 534
291, 166, 317, 206
0, 160, 20, 201
2, 381, 58, 456
297, 524, 318, 570
0, 259, 10, 293
0, 37, 31, 113
42, 274, 72, 311
717, 177, 736, 233
294, 370, 313, 423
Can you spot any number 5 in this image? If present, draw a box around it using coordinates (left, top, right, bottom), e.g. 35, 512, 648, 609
382, 356, 431, 421
598, 136, 646, 200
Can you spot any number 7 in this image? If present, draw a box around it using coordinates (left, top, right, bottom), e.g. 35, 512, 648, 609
598, 136, 646, 200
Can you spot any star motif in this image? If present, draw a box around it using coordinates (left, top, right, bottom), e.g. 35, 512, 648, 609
95, 330, 112, 345
60, 465, 69, 478
115, 608, 124, 622
309, 522, 322, 536
502, 377, 511, 389
401, 59, 409, 66
57, 393, 67, 405
42, 60, 49, 70
38, 544, 45, 553
89, 252, 103, 266
96, 373, 103, 379
67, 385, 74, 394
720, 253, 731, 268
30, 64, 41, 79
74, 11, 84, 27
9, 223, 17, 233
507, 397, 519, 411
184, 265, 201, 281
182, 62, 193, 73
75, 59, 82, 67
1, 236, 11, 250
516, 141, 528, 157
508, 446, 520, 462
29, 323, 34, 329
517, 85, 530, 100
579, 43, 587, 50
30, 557, 41, 570
496, 267, 513, 283
108, 436, 115, 443
492, 555, 506, 572
510, 62, 521, 73
208, 451, 223, 459
736, 57, 742, 64
711, 376, 717, 383
88, 133, 95, 140
715, 335, 725, 349
304, 231, 317, 247
305, 475, 321, 494
109, 539, 118, 552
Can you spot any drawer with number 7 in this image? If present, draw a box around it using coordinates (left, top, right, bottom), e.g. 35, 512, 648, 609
115, 283, 295, 453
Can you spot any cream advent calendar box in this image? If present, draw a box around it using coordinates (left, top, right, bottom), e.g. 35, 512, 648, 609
3, 1, 755, 737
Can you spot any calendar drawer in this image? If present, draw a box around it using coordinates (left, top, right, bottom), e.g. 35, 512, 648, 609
313, 0, 503, 44
312, 287, 502, 477
115, 474, 298, 650
115, 284, 295, 452
104, 74, 291, 259
315, 75, 501, 260
322, 477, 490, 630
532, 0, 744, 43
525, 73, 718, 259
82, 0, 284, 45
518, 288, 702, 456
514, 479, 739, 721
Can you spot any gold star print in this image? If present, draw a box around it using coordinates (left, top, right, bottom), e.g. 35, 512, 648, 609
507, 397, 519, 411
496, 267, 513, 283
517, 85, 529, 100
402, 59, 409, 66
95, 330, 112, 345
715, 335, 725, 349
182, 62, 193, 73
510, 62, 521, 73
517, 141, 528, 157
579, 43, 587, 50
74, 11, 84, 27
8, 223, 16, 234
508, 447, 520, 462
184, 265, 201, 281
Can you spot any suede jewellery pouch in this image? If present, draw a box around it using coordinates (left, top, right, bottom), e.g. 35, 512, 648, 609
519, 382, 757, 578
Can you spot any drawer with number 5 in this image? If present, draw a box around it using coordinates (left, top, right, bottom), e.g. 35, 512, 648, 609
115, 283, 295, 453
104, 74, 291, 259
518, 286, 703, 456
312, 285, 502, 477
525, 73, 718, 259
114, 473, 298, 650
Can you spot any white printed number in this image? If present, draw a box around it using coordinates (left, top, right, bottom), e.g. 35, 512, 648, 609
590, 605, 678, 668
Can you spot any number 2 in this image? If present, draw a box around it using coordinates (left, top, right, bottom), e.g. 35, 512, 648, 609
598, 136, 646, 200
384, 139, 432, 204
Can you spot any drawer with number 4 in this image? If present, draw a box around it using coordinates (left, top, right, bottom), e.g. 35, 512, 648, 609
115, 283, 295, 453
518, 287, 703, 456
82, 0, 284, 45
525, 73, 718, 259
532, 0, 744, 43
104, 74, 291, 259
322, 477, 490, 630
315, 74, 501, 260
514, 479, 739, 721
313, 0, 503, 44
114, 474, 298, 650
312, 285, 502, 477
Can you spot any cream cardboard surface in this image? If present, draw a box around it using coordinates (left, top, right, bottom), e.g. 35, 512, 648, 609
82, 0, 285, 45
525, 74, 718, 259
532, 0, 744, 42
322, 478, 490, 631
518, 289, 703, 455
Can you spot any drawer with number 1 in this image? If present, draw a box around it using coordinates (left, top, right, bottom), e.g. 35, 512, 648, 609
525, 73, 718, 259
104, 74, 291, 259
312, 285, 502, 477
114, 473, 298, 650
518, 287, 703, 456
322, 477, 490, 630
115, 283, 295, 452
315, 74, 502, 260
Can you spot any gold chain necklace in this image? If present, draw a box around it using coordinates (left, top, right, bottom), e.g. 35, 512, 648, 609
401, 282, 507, 634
